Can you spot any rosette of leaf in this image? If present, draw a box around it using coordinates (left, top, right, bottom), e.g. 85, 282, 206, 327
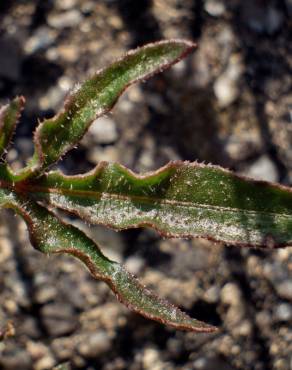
0, 40, 291, 333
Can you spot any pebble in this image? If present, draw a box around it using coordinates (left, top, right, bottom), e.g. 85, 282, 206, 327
51, 337, 75, 360
86, 225, 125, 263
0, 348, 32, 370
81, 302, 123, 331
0, 235, 12, 263
24, 27, 56, 55
204, 0, 226, 17
41, 303, 77, 337
57, 45, 80, 63
87, 146, 119, 164
192, 355, 234, 370
48, 10, 83, 29
224, 133, 262, 162
35, 356, 56, 370
56, 0, 77, 10
275, 280, 292, 300
221, 283, 242, 306
77, 331, 111, 357
244, 155, 279, 182
142, 347, 165, 370
274, 303, 292, 322
221, 282, 245, 325
214, 54, 243, 108
58, 76, 73, 92
88, 116, 118, 144
35, 286, 57, 304
19, 317, 41, 338
124, 256, 145, 275
204, 285, 220, 303
39, 85, 66, 111
26, 341, 55, 370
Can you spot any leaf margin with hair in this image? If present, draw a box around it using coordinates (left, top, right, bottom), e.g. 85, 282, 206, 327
0, 96, 25, 158
16, 39, 196, 178
18, 160, 292, 248
0, 188, 216, 333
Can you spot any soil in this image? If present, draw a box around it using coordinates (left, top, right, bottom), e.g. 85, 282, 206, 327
0, 1, 291, 369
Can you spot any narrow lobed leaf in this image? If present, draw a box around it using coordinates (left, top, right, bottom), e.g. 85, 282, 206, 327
25, 40, 196, 175
0, 188, 215, 333
22, 161, 292, 248
0, 97, 25, 158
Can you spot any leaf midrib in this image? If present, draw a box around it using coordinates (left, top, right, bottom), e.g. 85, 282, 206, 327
1, 180, 290, 219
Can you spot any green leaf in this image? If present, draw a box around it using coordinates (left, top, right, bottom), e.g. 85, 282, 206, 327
0, 97, 25, 158
24, 40, 196, 175
25, 161, 292, 248
0, 188, 215, 333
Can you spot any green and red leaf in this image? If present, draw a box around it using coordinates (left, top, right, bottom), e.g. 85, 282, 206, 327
1, 39, 291, 334
22, 161, 292, 248
24, 40, 196, 175
0, 96, 25, 158
0, 188, 215, 333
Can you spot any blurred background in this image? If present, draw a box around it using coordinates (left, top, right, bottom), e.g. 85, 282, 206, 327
0, 0, 291, 369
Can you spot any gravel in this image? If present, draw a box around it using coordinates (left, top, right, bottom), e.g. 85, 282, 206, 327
0, 1, 291, 369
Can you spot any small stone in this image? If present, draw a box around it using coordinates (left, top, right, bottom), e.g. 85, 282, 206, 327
108, 15, 123, 30
274, 303, 292, 322
48, 10, 83, 29
204, 0, 225, 17
88, 116, 118, 144
0, 348, 31, 370
86, 225, 125, 263
244, 155, 278, 182
221, 283, 241, 306
41, 303, 77, 337
35, 356, 56, 370
56, 0, 77, 10
52, 337, 75, 360
276, 280, 292, 300
3, 299, 18, 314
39, 85, 66, 111
214, 54, 243, 108
87, 146, 119, 164
57, 45, 79, 63
46, 47, 59, 62
193, 355, 234, 370
19, 317, 41, 338
26, 340, 49, 360
77, 331, 111, 357
204, 285, 220, 303
24, 27, 56, 54
0, 235, 12, 263
58, 76, 73, 92
35, 286, 57, 304
81, 302, 123, 331
124, 256, 145, 275
235, 319, 252, 336
142, 347, 164, 370
139, 149, 154, 169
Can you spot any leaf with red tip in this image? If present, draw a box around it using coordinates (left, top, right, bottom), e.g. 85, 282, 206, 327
0, 96, 25, 158
26, 40, 196, 174
0, 188, 216, 333
22, 160, 292, 248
